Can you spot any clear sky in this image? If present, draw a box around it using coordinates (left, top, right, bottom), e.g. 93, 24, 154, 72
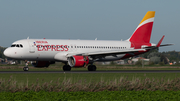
0, 0, 179, 52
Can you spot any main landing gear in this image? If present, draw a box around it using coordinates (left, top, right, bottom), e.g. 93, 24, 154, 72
62, 64, 96, 71
63, 65, 71, 71
88, 65, 96, 71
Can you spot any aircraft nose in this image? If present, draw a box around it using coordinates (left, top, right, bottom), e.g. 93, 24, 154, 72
3, 48, 12, 58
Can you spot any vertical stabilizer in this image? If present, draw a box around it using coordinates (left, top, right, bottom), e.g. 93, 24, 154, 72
128, 11, 155, 43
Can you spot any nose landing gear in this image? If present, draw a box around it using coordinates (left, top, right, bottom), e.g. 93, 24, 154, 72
23, 61, 29, 71
23, 67, 29, 71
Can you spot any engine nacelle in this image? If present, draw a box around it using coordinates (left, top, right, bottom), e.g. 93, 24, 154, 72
31, 61, 55, 67
68, 56, 89, 67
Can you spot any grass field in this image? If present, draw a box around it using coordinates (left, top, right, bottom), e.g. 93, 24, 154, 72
1, 91, 180, 101
0, 73, 180, 85
1, 72, 180, 92
1, 64, 180, 92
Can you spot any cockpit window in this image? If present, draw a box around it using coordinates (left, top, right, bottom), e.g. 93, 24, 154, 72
20, 44, 23, 47
11, 44, 23, 48
11, 44, 16, 47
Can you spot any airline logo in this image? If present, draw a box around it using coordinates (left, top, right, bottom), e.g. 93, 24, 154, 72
33, 41, 69, 51
37, 45, 69, 51
33, 42, 36, 46
139, 11, 155, 26
129, 11, 155, 43
36, 41, 48, 43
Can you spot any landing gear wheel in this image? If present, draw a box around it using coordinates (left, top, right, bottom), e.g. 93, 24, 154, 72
23, 67, 29, 71
23, 60, 29, 71
88, 65, 96, 71
63, 65, 71, 71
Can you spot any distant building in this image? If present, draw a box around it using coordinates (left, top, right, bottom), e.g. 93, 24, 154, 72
0, 58, 4, 63
102, 62, 111, 65
4, 58, 16, 64
116, 60, 125, 64
131, 57, 149, 65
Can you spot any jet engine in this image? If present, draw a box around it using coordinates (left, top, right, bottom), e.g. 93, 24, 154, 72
68, 56, 89, 67
31, 61, 55, 67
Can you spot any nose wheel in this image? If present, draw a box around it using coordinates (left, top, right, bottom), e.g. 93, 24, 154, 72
23, 67, 29, 71
23, 60, 29, 71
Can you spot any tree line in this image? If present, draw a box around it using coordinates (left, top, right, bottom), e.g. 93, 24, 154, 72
140, 49, 180, 64
0, 46, 6, 59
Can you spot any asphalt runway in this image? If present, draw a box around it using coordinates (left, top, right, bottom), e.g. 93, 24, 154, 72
0, 70, 180, 73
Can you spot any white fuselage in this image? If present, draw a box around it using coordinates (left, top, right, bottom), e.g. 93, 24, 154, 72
4, 39, 132, 62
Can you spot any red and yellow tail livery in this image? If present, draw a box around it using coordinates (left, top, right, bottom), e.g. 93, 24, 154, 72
129, 11, 155, 43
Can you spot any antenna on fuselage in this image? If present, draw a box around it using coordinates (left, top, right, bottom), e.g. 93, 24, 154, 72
27, 37, 29, 39
95, 38, 97, 40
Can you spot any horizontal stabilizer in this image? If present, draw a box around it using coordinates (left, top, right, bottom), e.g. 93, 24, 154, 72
142, 35, 173, 49
160, 44, 173, 47
143, 44, 173, 49
156, 35, 165, 47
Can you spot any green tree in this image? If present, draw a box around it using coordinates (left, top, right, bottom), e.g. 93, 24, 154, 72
149, 56, 160, 64
140, 49, 158, 58
160, 55, 169, 64
0, 46, 6, 59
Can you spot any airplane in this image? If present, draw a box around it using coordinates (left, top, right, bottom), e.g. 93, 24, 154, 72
3, 11, 172, 71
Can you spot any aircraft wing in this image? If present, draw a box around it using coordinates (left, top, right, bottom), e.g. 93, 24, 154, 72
66, 48, 146, 57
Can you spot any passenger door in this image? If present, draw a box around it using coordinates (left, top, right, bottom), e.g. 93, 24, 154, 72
28, 41, 35, 53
